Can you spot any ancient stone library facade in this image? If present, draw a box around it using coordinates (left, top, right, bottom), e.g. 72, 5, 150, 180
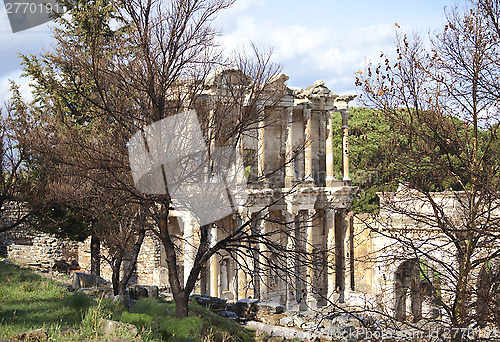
78, 72, 357, 310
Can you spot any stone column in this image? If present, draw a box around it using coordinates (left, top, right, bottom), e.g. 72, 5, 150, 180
210, 225, 219, 298
318, 111, 326, 186
306, 209, 316, 307
247, 213, 257, 299
325, 110, 335, 186
349, 213, 355, 291
258, 212, 268, 301
297, 211, 307, 311
335, 210, 348, 303
183, 217, 197, 293
303, 106, 313, 183
341, 109, 350, 181
208, 108, 216, 154
237, 253, 247, 299
236, 214, 249, 299
283, 210, 297, 310
325, 209, 336, 300
285, 106, 295, 188
257, 103, 266, 180
232, 214, 242, 300
236, 214, 248, 299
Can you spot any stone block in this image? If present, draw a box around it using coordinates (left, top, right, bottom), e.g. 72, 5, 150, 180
14, 328, 48, 341
128, 285, 158, 300
98, 318, 138, 336
219, 310, 238, 320
72, 272, 108, 289
192, 294, 226, 312
279, 316, 294, 327
112, 294, 136, 310
226, 298, 258, 320
256, 301, 284, 314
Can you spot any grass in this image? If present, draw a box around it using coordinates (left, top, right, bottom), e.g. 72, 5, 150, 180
0, 261, 81, 335
125, 297, 256, 342
0, 260, 257, 341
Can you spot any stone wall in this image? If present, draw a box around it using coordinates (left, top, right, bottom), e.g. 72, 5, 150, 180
0, 228, 33, 257
352, 215, 376, 294
78, 237, 113, 280
78, 233, 167, 289
136, 235, 162, 286
7, 232, 79, 267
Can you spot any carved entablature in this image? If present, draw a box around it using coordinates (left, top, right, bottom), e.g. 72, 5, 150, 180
292, 80, 339, 111
334, 94, 357, 111
205, 67, 252, 89
325, 186, 355, 210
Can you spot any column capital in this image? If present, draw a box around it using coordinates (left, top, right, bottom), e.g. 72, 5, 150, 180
325, 208, 335, 219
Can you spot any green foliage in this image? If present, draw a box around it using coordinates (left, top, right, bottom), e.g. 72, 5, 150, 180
100, 297, 124, 316
189, 302, 255, 342
331, 107, 396, 213
0, 261, 79, 337
131, 297, 172, 319
64, 291, 94, 315
121, 311, 153, 328
33, 204, 92, 242
331, 107, 497, 213
0, 261, 253, 341
80, 304, 106, 337
160, 316, 203, 342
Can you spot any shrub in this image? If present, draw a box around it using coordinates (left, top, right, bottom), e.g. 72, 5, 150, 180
65, 291, 93, 314
22, 280, 40, 293
100, 298, 124, 318
121, 312, 153, 329
131, 298, 170, 319
159, 316, 203, 342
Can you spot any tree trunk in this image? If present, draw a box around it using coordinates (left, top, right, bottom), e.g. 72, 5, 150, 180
111, 228, 146, 296
112, 257, 122, 296
118, 228, 146, 295
174, 292, 189, 318
158, 203, 186, 316
90, 233, 100, 276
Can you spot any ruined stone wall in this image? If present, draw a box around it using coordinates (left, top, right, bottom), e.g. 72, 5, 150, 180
7, 232, 79, 267
136, 235, 162, 286
79, 233, 165, 288
0, 227, 35, 257
352, 215, 376, 294
78, 237, 113, 279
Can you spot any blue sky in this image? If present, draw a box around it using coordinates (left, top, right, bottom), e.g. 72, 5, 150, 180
0, 0, 458, 104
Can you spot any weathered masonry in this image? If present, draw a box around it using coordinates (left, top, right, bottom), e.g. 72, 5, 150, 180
78, 71, 357, 310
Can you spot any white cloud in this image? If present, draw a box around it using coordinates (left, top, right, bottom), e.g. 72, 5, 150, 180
217, 16, 397, 94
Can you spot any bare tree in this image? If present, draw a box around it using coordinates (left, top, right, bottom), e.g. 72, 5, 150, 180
355, 0, 500, 339
12, 0, 329, 319
0, 90, 33, 235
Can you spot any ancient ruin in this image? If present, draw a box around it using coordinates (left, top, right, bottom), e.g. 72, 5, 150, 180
77, 70, 358, 311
